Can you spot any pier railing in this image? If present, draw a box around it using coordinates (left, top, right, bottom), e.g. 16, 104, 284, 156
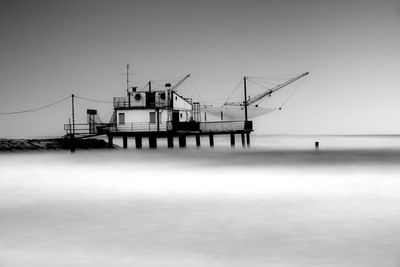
109, 122, 168, 132
65, 120, 252, 135
113, 97, 130, 108
64, 123, 110, 135
113, 96, 169, 108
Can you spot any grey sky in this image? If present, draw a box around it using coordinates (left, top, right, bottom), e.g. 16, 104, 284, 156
0, 0, 399, 137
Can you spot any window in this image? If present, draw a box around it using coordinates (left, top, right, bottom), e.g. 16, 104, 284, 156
118, 113, 125, 125
149, 112, 156, 123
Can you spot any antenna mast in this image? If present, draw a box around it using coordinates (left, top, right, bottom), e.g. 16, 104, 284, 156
126, 64, 130, 94
126, 64, 131, 108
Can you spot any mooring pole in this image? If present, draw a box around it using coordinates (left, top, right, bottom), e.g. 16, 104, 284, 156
315, 141, 319, 150
70, 95, 76, 152
244, 76, 248, 123
71, 94, 75, 137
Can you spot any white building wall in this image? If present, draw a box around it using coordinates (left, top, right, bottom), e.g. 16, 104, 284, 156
172, 92, 192, 110
179, 110, 193, 122
116, 109, 170, 132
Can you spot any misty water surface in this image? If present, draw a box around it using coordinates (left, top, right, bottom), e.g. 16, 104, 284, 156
1, 135, 400, 267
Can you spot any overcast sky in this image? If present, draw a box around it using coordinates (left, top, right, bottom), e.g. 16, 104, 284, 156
0, 0, 399, 137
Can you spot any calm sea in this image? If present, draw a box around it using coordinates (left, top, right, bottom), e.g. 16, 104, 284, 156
1, 135, 400, 267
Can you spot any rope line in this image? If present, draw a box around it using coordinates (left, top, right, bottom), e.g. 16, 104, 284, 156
0, 96, 71, 115
279, 77, 306, 110
188, 76, 206, 104
223, 78, 244, 106
191, 75, 238, 84
75, 95, 112, 104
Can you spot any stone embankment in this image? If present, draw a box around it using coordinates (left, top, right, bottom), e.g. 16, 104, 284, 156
0, 138, 113, 152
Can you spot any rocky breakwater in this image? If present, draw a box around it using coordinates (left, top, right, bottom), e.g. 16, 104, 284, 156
0, 138, 114, 152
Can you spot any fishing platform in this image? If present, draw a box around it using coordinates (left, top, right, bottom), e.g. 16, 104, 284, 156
64, 69, 309, 149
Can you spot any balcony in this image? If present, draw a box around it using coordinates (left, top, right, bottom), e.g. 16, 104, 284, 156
113, 97, 130, 108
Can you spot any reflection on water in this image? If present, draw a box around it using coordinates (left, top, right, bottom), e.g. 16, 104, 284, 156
1, 135, 400, 267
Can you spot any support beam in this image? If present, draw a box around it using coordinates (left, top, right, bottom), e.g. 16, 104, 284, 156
230, 133, 235, 147
108, 135, 113, 148
241, 133, 245, 147
195, 134, 201, 147
71, 94, 75, 137
149, 136, 157, 149
179, 135, 186, 148
135, 136, 142, 149
167, 136, 174, 148
156, 108, 160, 132
209, 134, 214, 147
244, 77, 248, 123
123, 136, 128, 149
246, 132, 250, 147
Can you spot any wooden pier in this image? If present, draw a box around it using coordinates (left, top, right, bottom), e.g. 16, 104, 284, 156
103, 120, 252, 149
65, 120, 252, 150
106, 129, 252, 149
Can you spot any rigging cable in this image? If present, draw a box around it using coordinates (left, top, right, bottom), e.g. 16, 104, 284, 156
191, 75, 238, 84
223, 78, 244, 106
75, 95, 112, 104
188, 76, 206, 104
278, 77, 306, 110
247, 78, 276, 92
0, 96, 71, 115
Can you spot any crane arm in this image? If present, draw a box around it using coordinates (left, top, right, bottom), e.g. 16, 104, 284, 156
247, 72, 309, 105
171, 74, 191, 91
225, 72, 309, 106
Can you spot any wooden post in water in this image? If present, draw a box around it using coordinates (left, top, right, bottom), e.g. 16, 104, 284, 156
69, 118, 75, 152
195, 134, 201, 147
108, 135, 113, 148
123, 136, 128, 149
149, 136, 157, 149
135, 136, 142, 149
230, 133, 235, 147
246, 132, 250, 147
241, 133, 246, 147
179, 135, 186, 148
209, 134, 214, 147
315, 141, 319, 150
167, 135, 174, 148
